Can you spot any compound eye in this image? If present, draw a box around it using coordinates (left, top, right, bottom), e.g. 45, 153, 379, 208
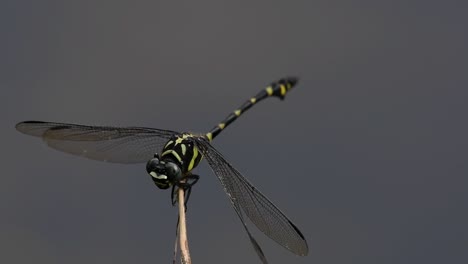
146, 157, 160, 174
165, 162, 182, 180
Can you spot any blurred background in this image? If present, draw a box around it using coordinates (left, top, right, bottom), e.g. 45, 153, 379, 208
1, 0, 467, 263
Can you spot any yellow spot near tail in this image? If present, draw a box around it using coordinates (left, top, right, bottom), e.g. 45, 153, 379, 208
218, 123, 225, 129
234, 109, 241, 116
206, 132, 213, 141
250, 98, 256, 104
266, 86, 273, 96
280, 84, 286, 96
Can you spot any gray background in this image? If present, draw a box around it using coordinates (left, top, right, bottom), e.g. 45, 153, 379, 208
2, 0, 467, 263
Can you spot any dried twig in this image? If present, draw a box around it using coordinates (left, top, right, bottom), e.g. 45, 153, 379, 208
172, 223, 179, 264
178, 187, 191, 264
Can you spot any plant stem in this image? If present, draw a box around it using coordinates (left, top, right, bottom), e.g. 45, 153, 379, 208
178, 188, 191, 264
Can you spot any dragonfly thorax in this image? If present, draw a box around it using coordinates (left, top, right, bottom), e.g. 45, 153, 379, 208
162, 134, 203, 171
147, 134, 203, 189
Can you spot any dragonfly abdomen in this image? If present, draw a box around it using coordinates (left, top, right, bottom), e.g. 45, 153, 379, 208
205, 77, 298, 141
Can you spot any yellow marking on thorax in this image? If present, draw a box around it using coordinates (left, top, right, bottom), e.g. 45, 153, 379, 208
174, 137, 184, 146
181, 144, 187, 155
234, 109, 241, 116
266, 86, 273, 96
218, 123, 225, 129
161, 149, 183, 164
165, 140, 174, 148
187, 147, 199, 171
174, 134, 192, 146
280, 84, 286, 96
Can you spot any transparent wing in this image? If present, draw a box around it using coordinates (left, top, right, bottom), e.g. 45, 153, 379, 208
16, 121, 178, 163
195, 137, 308, 259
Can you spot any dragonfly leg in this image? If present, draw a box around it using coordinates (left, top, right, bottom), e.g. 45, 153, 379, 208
171, 185, 178, 206
183, 174, 199, 209
171, 174, 200, 208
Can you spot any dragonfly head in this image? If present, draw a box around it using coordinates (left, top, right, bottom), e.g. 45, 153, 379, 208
146, 154, 182, 189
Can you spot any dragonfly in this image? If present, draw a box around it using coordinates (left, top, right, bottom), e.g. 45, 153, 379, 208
16, 77, 308, 263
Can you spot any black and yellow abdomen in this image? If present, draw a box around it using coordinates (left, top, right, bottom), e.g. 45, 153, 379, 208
205, 77, 297, 141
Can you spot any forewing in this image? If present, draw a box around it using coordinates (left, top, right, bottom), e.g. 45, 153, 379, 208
195, 137, 308, 257
16, 121, 178, 163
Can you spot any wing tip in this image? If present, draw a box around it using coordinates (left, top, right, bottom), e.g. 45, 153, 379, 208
15, 120, 46, 136
288, 219, 309, 255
